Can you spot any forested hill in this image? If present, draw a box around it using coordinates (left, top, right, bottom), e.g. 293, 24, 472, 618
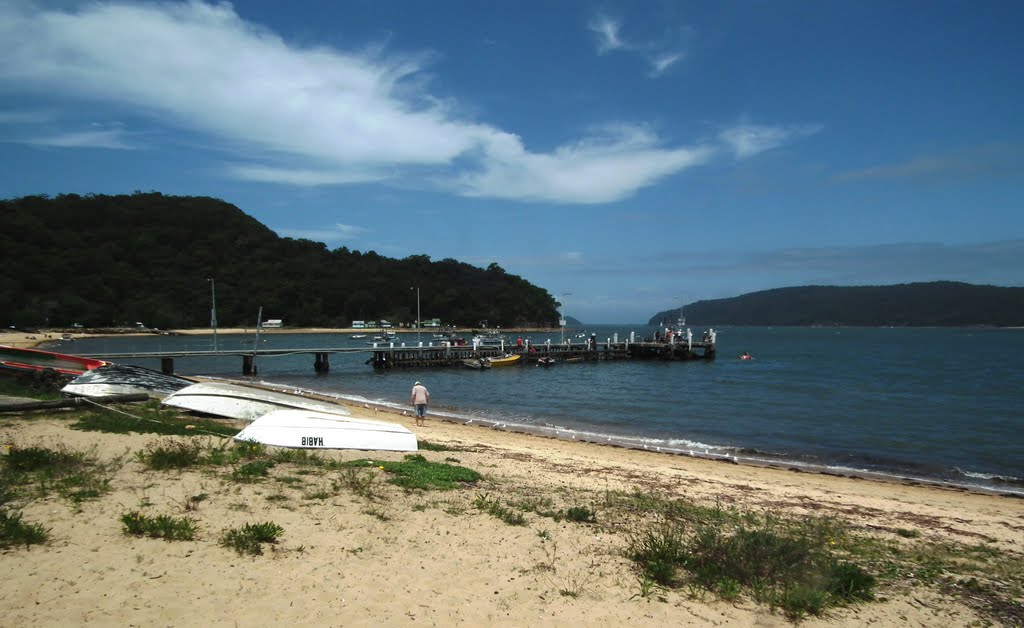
649, 283, 1024, 327
1, 193, 559, 329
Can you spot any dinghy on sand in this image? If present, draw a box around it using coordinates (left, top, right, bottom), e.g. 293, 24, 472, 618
162, 381, 352, 421
234, 409, 417, 452
62, 364, 193, 399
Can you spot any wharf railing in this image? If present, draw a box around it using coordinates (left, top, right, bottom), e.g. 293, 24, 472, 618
83, 335, 716, 375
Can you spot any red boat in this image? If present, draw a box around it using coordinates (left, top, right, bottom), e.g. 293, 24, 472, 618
0, 345, 108, 377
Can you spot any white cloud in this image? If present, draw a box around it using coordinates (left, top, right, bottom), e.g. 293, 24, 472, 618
457, 124, 714, 203
0, 2, 812, 204
226, 165, 388, 186
648, 52, 683, 78
277, 223, 368, 243
588, 15, 628, 53
719, 123, 822, 159
24, 128, 136, 149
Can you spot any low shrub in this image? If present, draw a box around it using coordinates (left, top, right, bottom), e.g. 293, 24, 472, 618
220, 522, 284, 556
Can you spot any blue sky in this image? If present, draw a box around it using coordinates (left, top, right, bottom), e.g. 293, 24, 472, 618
1, 1, 1022, 323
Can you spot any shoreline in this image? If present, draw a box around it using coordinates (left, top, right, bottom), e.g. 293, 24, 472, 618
6, 328, 1021, 497
324, 390, 1024, 499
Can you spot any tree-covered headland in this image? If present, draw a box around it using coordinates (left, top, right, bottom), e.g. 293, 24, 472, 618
1, 193, 560, 330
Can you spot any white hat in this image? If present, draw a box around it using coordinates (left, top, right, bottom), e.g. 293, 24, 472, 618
414, 381, 421, 385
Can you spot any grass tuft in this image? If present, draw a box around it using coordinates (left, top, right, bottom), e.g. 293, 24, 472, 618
345, 454, 481, 491
474, 493, 527, 526
0, 510, 50, 548
3, 444, 118, 503
220, 522, 284, 556
71, 402, 239, 436
120, 511, 198, 541
230, 459, 275, 483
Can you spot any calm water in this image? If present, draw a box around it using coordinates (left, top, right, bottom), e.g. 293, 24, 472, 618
59, 326, 1024, 495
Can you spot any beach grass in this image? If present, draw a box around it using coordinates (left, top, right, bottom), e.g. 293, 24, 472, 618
0, 510, 50, 548
71, 402, 240, 437
120, 511, 198, 541
3, 443, 120, 504
220, 521, 284, 556
344, 453, 482, 491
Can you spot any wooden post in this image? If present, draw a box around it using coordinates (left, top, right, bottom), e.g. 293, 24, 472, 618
243, 355, 257, 375
314, 352, 330, 373
160, 357, 174, 375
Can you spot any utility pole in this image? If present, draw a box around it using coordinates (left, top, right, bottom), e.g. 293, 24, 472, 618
560, 292, 572, 343
207, 278, 218, 352
410, 286, 421, 344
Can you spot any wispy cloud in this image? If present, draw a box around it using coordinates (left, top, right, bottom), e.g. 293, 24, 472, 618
276, 223, 368, 243
719, 123, 822, 159
24, 128, 136, 150
588, 14, 628, 53
456, 124, 714, 203
832, 143, 1024, 184
648, 52, 683, 78
588, 13, 686, 79
0, 2, 808, 204
226, 165, 389, 186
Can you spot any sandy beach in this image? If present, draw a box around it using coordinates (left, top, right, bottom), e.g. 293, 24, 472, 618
1, 330, 1022, 626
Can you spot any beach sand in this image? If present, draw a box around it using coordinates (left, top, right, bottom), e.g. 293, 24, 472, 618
1, 329, 1021, 625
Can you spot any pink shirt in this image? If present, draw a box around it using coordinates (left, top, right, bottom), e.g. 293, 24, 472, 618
411, 384, 429, 405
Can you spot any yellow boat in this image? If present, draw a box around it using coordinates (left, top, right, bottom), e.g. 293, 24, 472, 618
487, 354, 521, 367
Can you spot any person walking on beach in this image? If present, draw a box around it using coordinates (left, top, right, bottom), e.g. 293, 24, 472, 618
410, 381, 430, 426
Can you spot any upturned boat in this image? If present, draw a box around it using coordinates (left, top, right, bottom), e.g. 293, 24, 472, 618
162, 381, 352, 421
0, 345, 108, 377
234, 409, 417, 452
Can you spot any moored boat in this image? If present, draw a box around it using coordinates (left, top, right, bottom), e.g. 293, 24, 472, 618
487, 354, 521, 367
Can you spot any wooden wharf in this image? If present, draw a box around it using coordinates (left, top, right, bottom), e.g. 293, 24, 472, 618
83, 337, 715, 375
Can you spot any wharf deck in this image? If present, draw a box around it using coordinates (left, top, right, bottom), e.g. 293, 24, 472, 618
83, 339, 715, 375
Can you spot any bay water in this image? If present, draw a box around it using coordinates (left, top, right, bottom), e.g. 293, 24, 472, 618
62, 326, 1023, 495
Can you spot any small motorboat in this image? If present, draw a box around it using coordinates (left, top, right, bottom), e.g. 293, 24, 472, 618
536, 357, 555, 367
350, 334, 368, 339
463, 358, 492, 369
487, 354, 521, 367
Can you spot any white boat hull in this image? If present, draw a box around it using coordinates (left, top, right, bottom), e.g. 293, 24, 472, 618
162, 382, 351, 421
62, 364, 193, 399
234, 409, 417, 451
